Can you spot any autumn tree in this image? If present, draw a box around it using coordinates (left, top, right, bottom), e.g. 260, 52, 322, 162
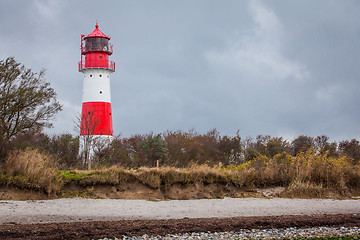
291, 135, 313, 155
313, 135, 337, 157
49, 134, 79, 169
338, 139, 360, 164
243, 135, 289, 161
75, 110, 101, 169
164, 130, 197, 167
218, 131, 243, 165
93, 135, 131, 167
0, 57, 62, 158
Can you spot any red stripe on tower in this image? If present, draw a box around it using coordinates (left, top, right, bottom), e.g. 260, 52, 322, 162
80, 102, 113, 136
78, 23, 114, 143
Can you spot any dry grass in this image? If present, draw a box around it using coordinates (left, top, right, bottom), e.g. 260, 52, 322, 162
135, 164, 226, 189
241, 151, 360, 197
279, 179, 329, 198
4, 148, 61, 195
2, 149, 360, 198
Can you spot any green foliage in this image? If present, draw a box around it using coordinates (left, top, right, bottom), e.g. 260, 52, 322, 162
141, 134, 168, 163
242, 135, 289, 162
0, 57, 62, 142
291, 135, 313, 155
265, 137, 289, 157
60, 170, 93, 180
0, 57, 62, 162
0, 172, 7, 185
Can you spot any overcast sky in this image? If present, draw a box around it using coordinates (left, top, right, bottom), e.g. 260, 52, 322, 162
1, 0, 360, 141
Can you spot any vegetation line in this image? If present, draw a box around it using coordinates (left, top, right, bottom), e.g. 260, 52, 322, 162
0, 148, 359, 199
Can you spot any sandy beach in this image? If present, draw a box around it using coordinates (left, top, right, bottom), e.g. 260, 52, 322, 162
1, 197, 359, 224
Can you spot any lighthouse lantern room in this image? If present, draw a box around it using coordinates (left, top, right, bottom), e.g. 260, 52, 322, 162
78, 23, 114, 161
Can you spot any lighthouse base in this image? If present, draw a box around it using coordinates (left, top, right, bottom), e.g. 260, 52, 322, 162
79, 135, 113, 169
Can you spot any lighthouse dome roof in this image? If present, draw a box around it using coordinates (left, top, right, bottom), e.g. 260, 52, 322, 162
84, 23, 110, 40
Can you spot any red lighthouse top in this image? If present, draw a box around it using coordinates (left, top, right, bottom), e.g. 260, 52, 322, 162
78, 23, 115, 71
84, 23, 110, 40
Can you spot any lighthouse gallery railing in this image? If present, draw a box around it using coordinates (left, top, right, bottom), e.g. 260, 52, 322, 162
78, 61, 115, 71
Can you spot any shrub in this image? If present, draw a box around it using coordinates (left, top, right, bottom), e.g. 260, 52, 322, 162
292, 151, 353, 195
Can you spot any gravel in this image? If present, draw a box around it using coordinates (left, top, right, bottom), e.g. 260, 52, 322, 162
98, 226, 360, 239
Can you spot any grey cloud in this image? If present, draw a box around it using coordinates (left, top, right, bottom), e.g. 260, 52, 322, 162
0, 0, 359, 141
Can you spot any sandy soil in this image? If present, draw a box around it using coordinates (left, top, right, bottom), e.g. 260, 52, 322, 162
1, 197, 359, 224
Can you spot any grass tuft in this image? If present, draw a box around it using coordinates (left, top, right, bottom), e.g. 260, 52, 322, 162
4, 148, 62, 195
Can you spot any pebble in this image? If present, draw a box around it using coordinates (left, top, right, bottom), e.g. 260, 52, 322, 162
97, 226, 359, 239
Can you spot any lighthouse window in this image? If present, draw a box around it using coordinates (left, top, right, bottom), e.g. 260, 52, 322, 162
99, 74, 102, 77
85, 38, 109, 52
99, 56, 102, 58
99, 91, 102, 94
90, 74, 92, 77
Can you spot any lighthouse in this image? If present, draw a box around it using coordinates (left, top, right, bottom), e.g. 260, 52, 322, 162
78, 23, 114, 164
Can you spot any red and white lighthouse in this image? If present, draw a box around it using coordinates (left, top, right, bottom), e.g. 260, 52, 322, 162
78, 23, 114, 158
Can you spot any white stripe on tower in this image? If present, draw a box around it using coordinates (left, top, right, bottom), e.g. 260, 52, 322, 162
82, 69, 111, 103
